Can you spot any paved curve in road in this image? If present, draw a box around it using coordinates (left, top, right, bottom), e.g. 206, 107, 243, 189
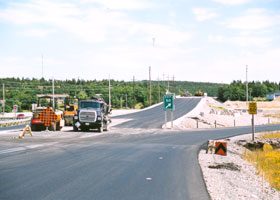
113, 97, 201, 128
1, 105, 280, 200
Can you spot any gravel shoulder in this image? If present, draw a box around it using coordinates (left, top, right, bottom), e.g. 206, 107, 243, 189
199, 133, 280, 200
169, 97, 280, 199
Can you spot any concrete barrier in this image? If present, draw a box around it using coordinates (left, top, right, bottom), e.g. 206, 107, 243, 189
0, 118, 31, 127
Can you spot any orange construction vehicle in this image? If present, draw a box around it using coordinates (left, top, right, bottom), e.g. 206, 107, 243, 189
31, 94, 68, 131
63, 97, 78, 126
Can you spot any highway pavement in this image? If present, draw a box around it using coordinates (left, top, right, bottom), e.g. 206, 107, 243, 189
113, 97, 201, 128
1, 98, 280, 200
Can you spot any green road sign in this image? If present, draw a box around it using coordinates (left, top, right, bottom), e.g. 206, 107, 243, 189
163, 94, 174, 111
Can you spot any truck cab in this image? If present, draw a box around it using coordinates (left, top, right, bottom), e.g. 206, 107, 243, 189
73, 97, 110, 132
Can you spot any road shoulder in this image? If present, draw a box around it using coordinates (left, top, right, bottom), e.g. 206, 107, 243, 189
198, 133, 280, 200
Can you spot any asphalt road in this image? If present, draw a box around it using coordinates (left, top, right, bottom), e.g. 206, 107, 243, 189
1, 98, 280, 200
113, 97, 201, 128
0, 123, 28, 131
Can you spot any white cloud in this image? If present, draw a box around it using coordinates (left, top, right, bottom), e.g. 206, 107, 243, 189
243, 48, 280, 81
80, 0, 155, 10
212, 0, 250, 5
208, 35, 273, 47
131, 23, 192, 46
21, 29, 56, 38
0, 1, 190, 45
225, 9, 280, 30
192, 8, 218, 21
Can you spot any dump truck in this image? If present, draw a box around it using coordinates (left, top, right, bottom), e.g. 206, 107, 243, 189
73, 96, 111, 132
30, 94, 68, 131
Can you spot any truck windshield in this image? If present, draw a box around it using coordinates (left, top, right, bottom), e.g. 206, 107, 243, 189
80, 102, 100, 109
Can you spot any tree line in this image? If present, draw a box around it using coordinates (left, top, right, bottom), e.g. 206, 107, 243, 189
217, 80, 280, 102
0, 77, 226, 112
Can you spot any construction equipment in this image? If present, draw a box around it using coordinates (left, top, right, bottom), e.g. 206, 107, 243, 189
30, 94, 68, 131
73, 95, 111, 132
63, 97, 78, 126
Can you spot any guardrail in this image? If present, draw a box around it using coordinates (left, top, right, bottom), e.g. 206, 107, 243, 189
0, 118, 31, 127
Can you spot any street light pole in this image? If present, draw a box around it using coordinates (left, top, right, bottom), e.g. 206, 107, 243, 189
246, 65, 248, 104
2, 83, 5, 114
109, 75, 111, 109
149, 66, 151, 106
42, 54, 44, 79
52, 78, 55, 109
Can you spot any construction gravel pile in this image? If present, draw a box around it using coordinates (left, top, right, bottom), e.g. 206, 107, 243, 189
199, 133, 280, 200
168, 97, 280, 129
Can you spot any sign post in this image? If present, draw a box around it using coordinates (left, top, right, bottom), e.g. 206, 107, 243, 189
13, 105, 18, 118
13, 105, 18, 112
163, 94, 175, 128
248, 102, 257, 141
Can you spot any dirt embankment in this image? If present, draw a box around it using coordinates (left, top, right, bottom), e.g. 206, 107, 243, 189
169, 97, 280, 129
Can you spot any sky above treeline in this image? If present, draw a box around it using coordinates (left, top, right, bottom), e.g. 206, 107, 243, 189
0, 0, 279, 83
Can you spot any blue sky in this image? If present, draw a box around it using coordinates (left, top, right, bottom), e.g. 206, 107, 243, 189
0, 0, 279, 83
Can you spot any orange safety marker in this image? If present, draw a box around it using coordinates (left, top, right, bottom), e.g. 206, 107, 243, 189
38, 107, 57, 128
14, 125, 33, 139
215, 141, 227, 156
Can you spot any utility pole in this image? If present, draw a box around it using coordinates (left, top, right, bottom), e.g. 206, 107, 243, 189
133, 76, 135, 108
42, 54, 44, 79
109, 76, 111, 109
246, 65, 248, 105
120, 96, 122, 109
149, 66, 152, 106
52, 78, 55, 109
2, 83, 5, 114
167, 75, 170, 93
158, 77, 160, 103
125, 94, 128, 109
162, 73, 165, 89
172, 75, 175, 94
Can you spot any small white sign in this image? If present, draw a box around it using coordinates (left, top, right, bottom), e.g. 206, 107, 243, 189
13, 105, 18, 112
75, 122, 81, 128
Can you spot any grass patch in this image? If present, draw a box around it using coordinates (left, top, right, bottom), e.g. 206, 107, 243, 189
253, 97, 267, 102
243, 142, 280, 190
263, 113, 280, 119
259, 131, 280, 139
210, 106, 227, 110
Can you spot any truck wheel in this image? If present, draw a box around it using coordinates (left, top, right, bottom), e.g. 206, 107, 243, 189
49, 123, 56, 131
103, 122, 108, 131
73, 125, 78, 132
98, 123, 103, 133
31, 124, 37, 131
56, 122, 62, 131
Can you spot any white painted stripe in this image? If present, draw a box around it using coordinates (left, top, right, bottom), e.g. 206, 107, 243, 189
26, 142, 58, 149
0, 147, 26, 154
0, 142, 58, 155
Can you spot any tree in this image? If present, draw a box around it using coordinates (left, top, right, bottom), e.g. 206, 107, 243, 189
77, 91, 88, 99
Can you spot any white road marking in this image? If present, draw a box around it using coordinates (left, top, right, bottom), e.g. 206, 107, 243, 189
81, 133, 104, 138
26, 142, 58, 149
0, 147, 26, 154
0, 142, 58, 155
